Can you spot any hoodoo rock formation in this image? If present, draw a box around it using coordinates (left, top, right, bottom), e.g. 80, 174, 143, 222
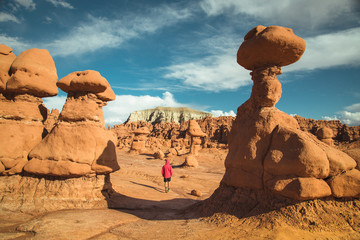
130, 126, 151, 154
206, 25, 359, 205
0, 47, 57, 175
24, 70, 119, 177
0, 65, 119, 213
188, 120, 207, 156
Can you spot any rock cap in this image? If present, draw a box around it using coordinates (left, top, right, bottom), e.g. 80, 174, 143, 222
6, 48, 58, 97
57, 70, 115, 101
237, 25, 306, 70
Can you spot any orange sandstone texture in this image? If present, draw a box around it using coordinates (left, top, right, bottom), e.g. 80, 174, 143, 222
222, 25, 359, 200
0, 46, 56, 175
23, 70, 119, 177
0, 44, 16, 92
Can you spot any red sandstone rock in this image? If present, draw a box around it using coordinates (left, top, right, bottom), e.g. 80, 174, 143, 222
264, 126, 330, 179
184, 155, 199, 168
327, 169, 360, 198
237, 25, 306, 70
0, 44, 16, 92
24, 71, 119, 177
266, 176, 331, 200
7, 48, 58, 97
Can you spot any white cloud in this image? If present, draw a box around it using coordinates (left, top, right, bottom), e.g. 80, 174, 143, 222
45, 5, 191, 57
165, 26, 360, 92
200, 0, 358, 31
345, 103, 360, 112
0, 35, 30, 54
0, 12, 21, 23
210, 110, 236, 117
13, 0, 36, 11
46, 0, 74, 9
323, 103, 360, 126
285, 27, 360, 71
164, 51, 251, 92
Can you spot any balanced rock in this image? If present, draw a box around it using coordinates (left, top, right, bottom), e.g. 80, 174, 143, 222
188, 119, 206, 156
0, 44, 16, 92
130, 127, 150, 154
316, 127, 334, 146
6, 48, 58, 97
237, 25, 306, 70
23, 70, 119, 177
221, 25, 359, 200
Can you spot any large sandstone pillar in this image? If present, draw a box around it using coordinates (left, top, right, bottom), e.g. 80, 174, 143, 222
0, 47, 58, 175
221, 25, 360, 200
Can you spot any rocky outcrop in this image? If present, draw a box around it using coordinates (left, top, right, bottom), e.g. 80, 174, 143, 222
112, 116, 234, 152
126, 106, 213, 124
294, 115, 360, 143
130, 127, 150, 154
0, 48, 57, 175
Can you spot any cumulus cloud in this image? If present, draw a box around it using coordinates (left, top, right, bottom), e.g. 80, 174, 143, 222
164, 51, 251, 92
46, 0, 74, 9
322, 103, 360, 126
210, 110, 236, 117
0, 12, 21, 23
286, 27, 360, 71
200, 0, 358, 31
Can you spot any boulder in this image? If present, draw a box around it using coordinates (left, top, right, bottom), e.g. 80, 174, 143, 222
191, 189, 202, 197
184, 155, 198, 168
7, 48, 58, 97
327, 169, 360, 198
0, 44, 16, 92
265, 176, 331, 200
237, 25, 306, 70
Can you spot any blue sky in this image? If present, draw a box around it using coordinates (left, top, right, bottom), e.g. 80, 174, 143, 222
1, 0, 360, 126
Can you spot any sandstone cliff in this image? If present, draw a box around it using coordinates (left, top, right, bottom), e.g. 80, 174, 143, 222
126, 106, 213, 124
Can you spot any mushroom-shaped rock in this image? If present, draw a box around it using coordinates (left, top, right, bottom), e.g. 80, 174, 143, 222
0, 44, 16, 92
130, 127, 151, 154
237, 25, 306, 70
133, 127, 151, 135
7, 48, 58, 97
188, 120, 206, 137
57, 70, 115, 101
23, 70, 119, 177
316, 127, 334, 146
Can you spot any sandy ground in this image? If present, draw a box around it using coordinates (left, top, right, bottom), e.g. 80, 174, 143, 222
0, 148, 359, 239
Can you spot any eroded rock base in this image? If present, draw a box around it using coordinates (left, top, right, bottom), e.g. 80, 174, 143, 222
194, 184, 360, 233
0, 174, 111, 214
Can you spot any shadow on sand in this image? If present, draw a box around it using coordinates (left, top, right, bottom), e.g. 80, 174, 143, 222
102, 174, 200, 221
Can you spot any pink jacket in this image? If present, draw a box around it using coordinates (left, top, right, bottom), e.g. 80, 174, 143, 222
162, 159, 173, 178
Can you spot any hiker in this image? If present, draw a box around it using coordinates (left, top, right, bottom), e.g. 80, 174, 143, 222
161, 159, 173, 193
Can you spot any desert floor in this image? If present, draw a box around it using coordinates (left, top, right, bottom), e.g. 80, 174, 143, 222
0, 148, 359, 240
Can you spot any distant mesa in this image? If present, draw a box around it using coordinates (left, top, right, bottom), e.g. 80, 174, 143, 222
126, 106, 213, 124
